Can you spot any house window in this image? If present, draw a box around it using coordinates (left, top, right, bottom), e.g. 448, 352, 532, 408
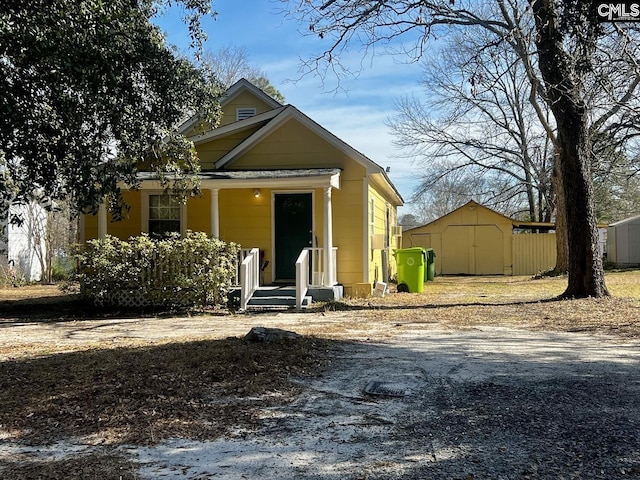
236, 107, 256, 121
149, 195, 181, 236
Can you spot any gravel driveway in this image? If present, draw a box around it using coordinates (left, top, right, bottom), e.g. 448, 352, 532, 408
133, 325, 640, 479
2, 315, 639, 479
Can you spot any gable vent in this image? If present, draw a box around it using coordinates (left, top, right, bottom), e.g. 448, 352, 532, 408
236, 107, 257, 121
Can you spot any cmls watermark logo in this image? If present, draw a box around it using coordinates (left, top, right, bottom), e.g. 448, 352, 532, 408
596, 1, 640, 21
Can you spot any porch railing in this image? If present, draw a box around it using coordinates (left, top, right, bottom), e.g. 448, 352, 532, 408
233, 248, 256, 286
295, 248, 310, 310
240, 247, 260, 310
296, 247, 338, 310
305, 247, 338, 287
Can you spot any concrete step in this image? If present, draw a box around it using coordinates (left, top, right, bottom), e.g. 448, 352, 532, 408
246, 294, 312, 310
250, 287, 297, 297
229, 285, 342, 311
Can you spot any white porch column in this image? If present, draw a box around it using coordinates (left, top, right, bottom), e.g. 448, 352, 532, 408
323, 186, 334, 286
98, 201, 107, 238
210, 188, 220, 238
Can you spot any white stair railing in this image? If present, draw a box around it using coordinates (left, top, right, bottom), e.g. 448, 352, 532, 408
240, 248, 260, 310
307, 247, 324, 286
295, 248, 310, 310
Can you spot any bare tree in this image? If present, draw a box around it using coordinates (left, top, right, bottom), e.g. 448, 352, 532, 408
283, 0, 640, 298
203, 45, 286, 102
388, 27, 555, 223
403, 168, 526, 223
29, 200, 77, 284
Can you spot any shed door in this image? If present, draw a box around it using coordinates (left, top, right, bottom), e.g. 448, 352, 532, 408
474, 225, 504, 275
442, 226, 472, 274
441, 225, 503, 275
274, 193, 312, 281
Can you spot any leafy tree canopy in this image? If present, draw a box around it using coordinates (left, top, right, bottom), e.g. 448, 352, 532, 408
0, 0, 222, 219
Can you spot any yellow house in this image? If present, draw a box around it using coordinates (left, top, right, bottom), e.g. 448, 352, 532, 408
82, 79, 404, 303
402, 200, 557, 276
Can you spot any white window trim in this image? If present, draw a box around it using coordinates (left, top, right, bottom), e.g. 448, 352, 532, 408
141, 190, 187, 236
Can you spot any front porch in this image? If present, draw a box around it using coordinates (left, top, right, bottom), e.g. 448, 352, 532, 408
122, 169, 342, 289
90, 168, 360, 307
236, 246, 343, 311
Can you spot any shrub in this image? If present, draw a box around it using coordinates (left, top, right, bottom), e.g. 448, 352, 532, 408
0, 262, 26, 287
74, 232, 240, 308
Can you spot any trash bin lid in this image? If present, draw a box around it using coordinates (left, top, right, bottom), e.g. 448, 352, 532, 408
402, 247, 427, 253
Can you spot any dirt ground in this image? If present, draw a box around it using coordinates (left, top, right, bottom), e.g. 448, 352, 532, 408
1, 277, 640, 479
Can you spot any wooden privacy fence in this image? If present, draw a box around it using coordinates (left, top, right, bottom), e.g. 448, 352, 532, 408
512, 233, 557, 276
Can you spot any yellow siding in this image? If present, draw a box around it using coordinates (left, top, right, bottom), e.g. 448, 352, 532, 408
220, 91, 276, 126
512, 233, 557, 275
84, 213, 98, 241
186, 191, 211, 233
197, 127, 262, 169
219, 189, 273, 281
229, 118, 362, 172
366, 185, 400, 287
107, 191, 142, 240
333, 176, 365, 291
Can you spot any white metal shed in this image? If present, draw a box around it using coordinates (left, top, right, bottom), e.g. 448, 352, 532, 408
607, 215, 640, 266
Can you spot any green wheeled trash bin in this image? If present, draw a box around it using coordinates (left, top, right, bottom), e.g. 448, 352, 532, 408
425, 248, 436, 282
393, 247, 426, 293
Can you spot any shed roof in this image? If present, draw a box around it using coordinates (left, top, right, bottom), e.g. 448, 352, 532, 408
403, 200, 513, 232
609, 214, 640, 227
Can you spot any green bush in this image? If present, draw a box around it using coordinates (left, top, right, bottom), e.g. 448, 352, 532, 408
74, 232, 240, 308
51, 255, 76, 282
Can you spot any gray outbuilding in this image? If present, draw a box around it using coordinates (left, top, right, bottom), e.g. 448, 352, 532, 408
607, 215, 640, 267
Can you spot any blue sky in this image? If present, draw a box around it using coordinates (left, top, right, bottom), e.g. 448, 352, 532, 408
155, 0, 427, 214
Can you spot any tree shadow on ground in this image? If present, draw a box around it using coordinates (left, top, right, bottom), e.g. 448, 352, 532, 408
0, 335, 336, 446
0, 451, 138, 480
0, 294, 229, 324
2, 331, 640, 478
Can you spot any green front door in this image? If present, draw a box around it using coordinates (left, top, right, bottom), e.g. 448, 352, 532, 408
274, 193, 312, 281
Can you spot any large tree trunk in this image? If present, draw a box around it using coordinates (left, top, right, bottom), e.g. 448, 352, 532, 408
531, 0, 608, 298
555, 115, 607, 297
552, 159, 568, 274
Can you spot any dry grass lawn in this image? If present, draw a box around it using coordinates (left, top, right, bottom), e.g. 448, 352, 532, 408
312, 270, 640, 339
